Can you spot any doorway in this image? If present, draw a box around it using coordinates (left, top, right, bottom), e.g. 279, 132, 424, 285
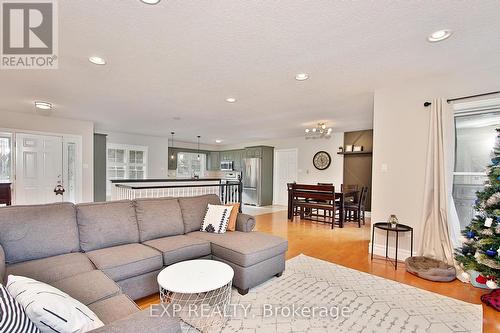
15, 133, 64, 204
8, 132, 82, 205
273, 148, 298, 205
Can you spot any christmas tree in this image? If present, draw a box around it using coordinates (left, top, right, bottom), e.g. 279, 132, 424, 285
455, 129, 500, 289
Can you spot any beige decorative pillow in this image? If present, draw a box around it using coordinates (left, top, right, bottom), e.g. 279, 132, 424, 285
225, 203, 240, 231
200, 204, 231, 233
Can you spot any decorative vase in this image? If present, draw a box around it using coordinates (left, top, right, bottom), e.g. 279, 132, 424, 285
388, 214, 398, 229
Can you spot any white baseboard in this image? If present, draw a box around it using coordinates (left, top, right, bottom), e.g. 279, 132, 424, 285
369, 243, 413, 262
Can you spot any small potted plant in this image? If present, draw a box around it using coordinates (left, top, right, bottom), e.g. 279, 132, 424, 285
389, 214, 399, 228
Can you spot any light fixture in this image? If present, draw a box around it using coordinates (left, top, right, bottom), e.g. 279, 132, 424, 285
169, 132, 175, 160
88, 56, 106, 65
225, 97, 236, 103
197, 135, 201, 160
34, 101, 52, 110
140, 0, 161, 4
305, 122, 333, 138
427, 29, 453, 42
215, 139, 222, 144
295, 73, 309, 81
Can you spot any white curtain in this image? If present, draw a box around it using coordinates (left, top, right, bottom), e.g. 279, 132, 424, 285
418, 98, 461, 264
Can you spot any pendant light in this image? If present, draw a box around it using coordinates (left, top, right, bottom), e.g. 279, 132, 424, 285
197, 135, 201, 160
169, 132, 175, 160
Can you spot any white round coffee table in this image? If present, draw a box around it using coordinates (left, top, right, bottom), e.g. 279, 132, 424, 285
157, 260, 234, 332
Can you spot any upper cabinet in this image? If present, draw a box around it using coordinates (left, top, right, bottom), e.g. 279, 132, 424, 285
245, 147, 262, 158
208, 151, 220, 171
232, 150, 245, 171
170, 146, 271, 173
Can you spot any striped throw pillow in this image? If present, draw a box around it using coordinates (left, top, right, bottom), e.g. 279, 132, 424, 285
200, 204, 231, 233
0, 284, 40, 333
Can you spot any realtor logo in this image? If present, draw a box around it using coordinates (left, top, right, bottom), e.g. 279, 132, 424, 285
1, 0, 58, 69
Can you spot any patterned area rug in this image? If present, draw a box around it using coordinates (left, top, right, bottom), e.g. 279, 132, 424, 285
183, 254, 482, 333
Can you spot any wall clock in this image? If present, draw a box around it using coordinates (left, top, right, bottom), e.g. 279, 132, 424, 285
313, 151, 331, 170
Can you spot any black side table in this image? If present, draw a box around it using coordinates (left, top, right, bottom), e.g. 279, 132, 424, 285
371, 222, 413, 269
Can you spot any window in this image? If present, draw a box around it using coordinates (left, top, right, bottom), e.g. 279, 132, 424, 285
107, 144, 148, 181
453, 100, 500, 228
0, 133, 12, 182
176, 152, 206, 178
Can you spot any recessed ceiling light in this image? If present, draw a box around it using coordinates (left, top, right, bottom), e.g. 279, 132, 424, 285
225, 97, 236, 103
140, 0, 161, 4
215, 139, 222, 144
34, 101, 52, 110
427, 29, 453, 42
88, 56, 106, 65
295, 73, 309, 81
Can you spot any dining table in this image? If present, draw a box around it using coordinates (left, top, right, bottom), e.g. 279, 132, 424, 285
287, 184, 358, 228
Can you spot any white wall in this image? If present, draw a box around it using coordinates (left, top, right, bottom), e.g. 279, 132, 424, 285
102, 131, 220, 178
224, 133, 344, 186
0, 110, 94, 202
372, 67, 500, 259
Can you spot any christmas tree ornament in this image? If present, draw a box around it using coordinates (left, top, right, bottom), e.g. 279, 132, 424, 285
484, 217, 493, 227
496, 225, 500, 234
466, 230, 475, 239
481, 228, 493, 236
486, 280, 498, 289
476, 274, 487, 284
496, 216, 500, 223
486, 249, 497, 257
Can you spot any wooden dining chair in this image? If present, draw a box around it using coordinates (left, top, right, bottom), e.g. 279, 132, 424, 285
345, 186, 368, 227
316, 183, 334, 219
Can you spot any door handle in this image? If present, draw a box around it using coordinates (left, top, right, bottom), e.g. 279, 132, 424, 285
54, 184, 65, 195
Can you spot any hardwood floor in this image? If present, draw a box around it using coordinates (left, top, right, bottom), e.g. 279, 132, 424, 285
137, 210, 499, 332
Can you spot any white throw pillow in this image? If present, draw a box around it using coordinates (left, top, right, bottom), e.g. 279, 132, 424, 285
6, 275, 104, 333
200, 204, 231, 233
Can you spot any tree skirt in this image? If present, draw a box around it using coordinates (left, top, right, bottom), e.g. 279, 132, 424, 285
181, 254, 482, 332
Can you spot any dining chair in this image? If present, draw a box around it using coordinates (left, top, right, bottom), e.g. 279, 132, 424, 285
345, 186, 368, 227
316, 183, 334, 219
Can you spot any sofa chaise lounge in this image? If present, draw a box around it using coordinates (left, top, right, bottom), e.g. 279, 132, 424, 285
0, 194, 288, 332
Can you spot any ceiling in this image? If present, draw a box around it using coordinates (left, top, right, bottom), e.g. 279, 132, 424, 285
1, 0, 500, 145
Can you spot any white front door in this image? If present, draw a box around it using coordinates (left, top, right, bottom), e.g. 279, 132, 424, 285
15, 133, 64, 205
273, 149, 298, 205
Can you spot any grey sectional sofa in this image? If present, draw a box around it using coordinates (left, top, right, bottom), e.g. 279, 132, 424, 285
0, 194, 288, 332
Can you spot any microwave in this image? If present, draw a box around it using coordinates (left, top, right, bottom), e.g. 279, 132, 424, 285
220, 161, 233, 171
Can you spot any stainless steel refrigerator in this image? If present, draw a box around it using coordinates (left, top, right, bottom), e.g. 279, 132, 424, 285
242, 158, 261, 206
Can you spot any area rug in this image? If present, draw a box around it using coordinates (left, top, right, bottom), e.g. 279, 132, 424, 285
183, 254, 482, 332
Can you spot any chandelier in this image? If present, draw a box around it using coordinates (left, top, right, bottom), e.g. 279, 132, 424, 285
305, 122, 332, 138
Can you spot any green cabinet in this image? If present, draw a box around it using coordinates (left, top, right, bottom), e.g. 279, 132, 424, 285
208, 151, 220, 171
232, 150, 245, 171
245, 147, 262, 158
